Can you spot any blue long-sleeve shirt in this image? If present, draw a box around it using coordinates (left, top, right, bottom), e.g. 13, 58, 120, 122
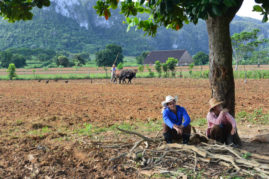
163, 105, 191, 129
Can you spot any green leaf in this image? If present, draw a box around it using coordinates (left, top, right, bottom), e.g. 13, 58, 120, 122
223, 0, 237, 7
201, 0, 209, 4
253, 5, 263, 12
133, 17, 139, 24
212, 5, 222, 16
209, 0, 221, 5
184, 19, 189, 24
140, 0, 145, 5
127, 25, 131, 32
262, 14, 268, 23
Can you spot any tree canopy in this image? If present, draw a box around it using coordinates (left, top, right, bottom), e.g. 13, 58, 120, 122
0, 0, 50, 22
0, 52, 26, 68
95, 44, 124, 67
193, 51, 209, 65
94, 0, 269, 36
136, 51, 149, 64
231, 28, 268, 70
56, 56, 69, 67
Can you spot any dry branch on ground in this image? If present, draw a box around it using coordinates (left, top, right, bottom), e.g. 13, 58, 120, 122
86, 128, 269, 178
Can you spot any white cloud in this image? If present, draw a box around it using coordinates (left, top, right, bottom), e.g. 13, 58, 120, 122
236, 0, 264, 20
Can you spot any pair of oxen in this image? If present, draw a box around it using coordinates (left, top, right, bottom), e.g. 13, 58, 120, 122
112, 69, 137, 84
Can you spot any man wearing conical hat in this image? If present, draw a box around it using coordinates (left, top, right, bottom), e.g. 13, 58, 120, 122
206, 98, 241, 146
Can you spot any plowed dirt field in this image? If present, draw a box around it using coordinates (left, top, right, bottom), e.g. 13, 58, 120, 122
0, 78, 268, 178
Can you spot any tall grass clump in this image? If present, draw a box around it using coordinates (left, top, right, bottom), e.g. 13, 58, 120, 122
146, 65, 155, 77
7, 63, 17, 80
138, 65, 144, 73
234, 70, 269, 79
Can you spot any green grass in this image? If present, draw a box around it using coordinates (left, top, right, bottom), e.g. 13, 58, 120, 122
83, 59, 98, 67
15, 120, 24, 126
1, 63, 268, 80
136, 69, 269, 79
123, 56, 138, 67
75, 120, 163, 137
234, 70, 269, 79
109, 122, 136, 132
191, 118, 207, 127
77, 123, 93, 136
0, 73, 110, 80
28, 126, 52, 136
134, 119, 163, 132
76, 122, 135, 136
236, 108, 269, 124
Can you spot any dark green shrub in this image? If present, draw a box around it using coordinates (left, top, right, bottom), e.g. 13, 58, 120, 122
193, 51, 209, 65
166, 57, 178, 77
162, 63, 168, 77
56, 56, 69, 67
154, 60, 162, 77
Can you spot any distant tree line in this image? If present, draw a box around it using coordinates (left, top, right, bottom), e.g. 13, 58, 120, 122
0, 38, 268, 69
0, 48, 91, 68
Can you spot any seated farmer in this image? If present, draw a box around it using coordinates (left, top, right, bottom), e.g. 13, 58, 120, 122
206, 98, 241, 146
162, 95, 191, 144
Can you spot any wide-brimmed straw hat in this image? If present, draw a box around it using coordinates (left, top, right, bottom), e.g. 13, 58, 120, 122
209, 98, 223, 111
161, 95, 178, 107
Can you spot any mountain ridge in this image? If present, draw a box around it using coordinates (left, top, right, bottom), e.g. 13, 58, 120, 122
0, 0, 268, 56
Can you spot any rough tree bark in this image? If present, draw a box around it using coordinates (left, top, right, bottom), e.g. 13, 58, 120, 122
206, 1, 243, 117
207, 17, 235, 116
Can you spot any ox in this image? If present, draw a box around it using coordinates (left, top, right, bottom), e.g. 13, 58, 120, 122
113, 69, 137, 84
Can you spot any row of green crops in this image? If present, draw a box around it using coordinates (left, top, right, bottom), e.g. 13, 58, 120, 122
0, 70, 268, 80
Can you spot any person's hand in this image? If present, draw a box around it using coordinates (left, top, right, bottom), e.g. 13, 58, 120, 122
219, 109, 228, 118
231, 127, 236, 135
222, 108, 229, 113
173, 125, 183, 135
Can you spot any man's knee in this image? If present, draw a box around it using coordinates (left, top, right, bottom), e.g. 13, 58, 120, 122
183, 124, 191, 134
162, 123, 170, 133
210, 125, 225, 142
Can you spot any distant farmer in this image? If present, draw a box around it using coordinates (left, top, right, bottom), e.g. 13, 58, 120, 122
111, 64, 116, 83
206, 98, 241, 147
162, 95, 191, 144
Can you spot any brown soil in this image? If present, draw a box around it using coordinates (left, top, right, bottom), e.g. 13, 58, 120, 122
0, 78, 268, 178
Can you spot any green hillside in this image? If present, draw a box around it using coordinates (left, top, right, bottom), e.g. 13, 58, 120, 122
0, 2, 268, 56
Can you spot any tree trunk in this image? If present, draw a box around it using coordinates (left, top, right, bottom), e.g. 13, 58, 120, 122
206, 17, 236, 116
206, 0, 243, 117
206, 15, 243, 146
